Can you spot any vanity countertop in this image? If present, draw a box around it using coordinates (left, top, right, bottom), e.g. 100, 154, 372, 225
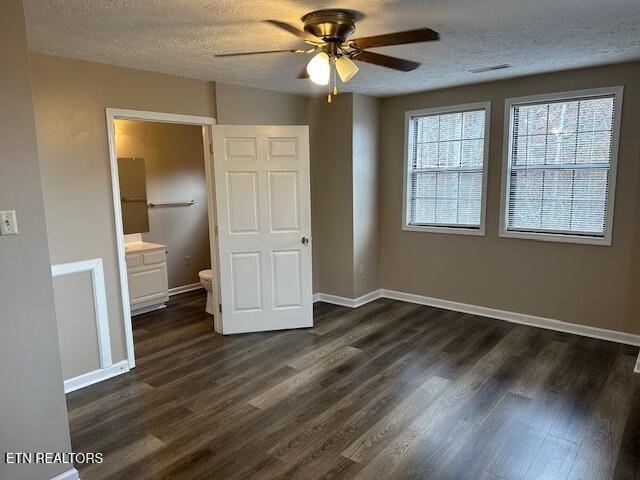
124, 241, 166, 254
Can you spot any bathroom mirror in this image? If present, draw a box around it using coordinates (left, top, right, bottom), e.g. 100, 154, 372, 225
117, 157, 150, 234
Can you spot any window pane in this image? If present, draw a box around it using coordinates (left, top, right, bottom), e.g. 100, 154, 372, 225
506, 93, 616, 237
548, 101, 579, 134
417, 143, 438, 168
577, 131, 611, 164
546, 133, 577, 165
419, 115, 439, 142
458, 199, 481, 225
573, 169, 608, 201
412, 198, 435, 224
510, 170, 543, 200
435, 198, 458, 224
525, 135, 547, 165
541, 200, 571, 231
438, 141, 461, 167
436, 172, 459, 199
463, 110, 485, 139
527, 104, 548, 135
542, 170, 573, 200
572, 201, 605, 232
510, 199, 542, 229
461, 139, 484, 167
408, 106, 487, 229
459, 172, 482, 200
439, 113, 463, 141
413, 172, 436, 197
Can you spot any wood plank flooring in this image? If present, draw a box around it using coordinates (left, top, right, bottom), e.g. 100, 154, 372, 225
67, 290, 640, 480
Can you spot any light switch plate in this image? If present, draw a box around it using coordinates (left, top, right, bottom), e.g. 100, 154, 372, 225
0, 210, 18, 236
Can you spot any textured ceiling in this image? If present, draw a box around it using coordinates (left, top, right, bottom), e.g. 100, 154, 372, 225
23, 0, 640, 97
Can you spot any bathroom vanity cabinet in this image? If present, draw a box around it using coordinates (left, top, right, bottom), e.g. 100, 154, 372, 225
124, 241, 169, 315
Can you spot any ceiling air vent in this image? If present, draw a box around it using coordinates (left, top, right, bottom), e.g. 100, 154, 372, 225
469, 64, 511, 73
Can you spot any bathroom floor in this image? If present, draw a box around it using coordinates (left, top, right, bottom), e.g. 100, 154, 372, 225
130, 290, 214, 359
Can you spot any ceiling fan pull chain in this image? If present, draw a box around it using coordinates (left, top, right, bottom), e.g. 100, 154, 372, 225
326, 56, 334, 103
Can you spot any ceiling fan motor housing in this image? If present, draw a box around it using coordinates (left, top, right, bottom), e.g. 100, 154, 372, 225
302, 10, 356, 43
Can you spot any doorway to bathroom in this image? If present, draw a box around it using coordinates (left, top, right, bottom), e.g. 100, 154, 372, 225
106, 109, 219, 369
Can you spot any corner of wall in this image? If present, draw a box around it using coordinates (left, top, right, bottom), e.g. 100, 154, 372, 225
210, 81, 217, 119
352, 93, 382, 298
1, 1, 73, 479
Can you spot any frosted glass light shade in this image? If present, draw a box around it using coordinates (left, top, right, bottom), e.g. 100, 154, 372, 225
306, 52, 330, 85
336, 56, 359, 82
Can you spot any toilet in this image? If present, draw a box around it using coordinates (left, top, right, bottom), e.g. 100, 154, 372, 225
198, 269, 215, 315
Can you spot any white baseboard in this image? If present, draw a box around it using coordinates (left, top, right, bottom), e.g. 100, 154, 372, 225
64, 360, 129, 393
169, 283, 203, 296
50, 467, 79, 480
313, 288, 640, 347
635, 353, 640, 373
313, 290, 382, 308
131, 303, 167, 316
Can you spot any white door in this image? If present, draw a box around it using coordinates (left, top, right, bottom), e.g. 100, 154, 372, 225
212, 125, 313, 334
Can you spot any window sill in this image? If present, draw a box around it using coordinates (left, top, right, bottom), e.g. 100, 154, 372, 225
499, 229, 611, 246
403, 224, 485, 236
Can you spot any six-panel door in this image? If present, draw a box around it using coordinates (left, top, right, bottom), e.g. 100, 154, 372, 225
212, 126, 312, 334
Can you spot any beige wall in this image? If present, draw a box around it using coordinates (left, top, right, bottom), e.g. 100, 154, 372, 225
353, 94, 381, 298
115, 120, 211, 289
307, 94, 355, 297
379, 61, 640, 334
215, 82, 308, 125
0, 2, 72, 479
30, 54, 216, 368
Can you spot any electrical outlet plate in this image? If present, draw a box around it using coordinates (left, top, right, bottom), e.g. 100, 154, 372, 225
0, 210, 18, 236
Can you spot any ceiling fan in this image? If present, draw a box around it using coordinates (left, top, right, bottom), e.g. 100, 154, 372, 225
215, 9, 439, 102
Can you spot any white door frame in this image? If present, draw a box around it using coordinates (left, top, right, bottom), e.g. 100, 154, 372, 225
105, 108, 218, 369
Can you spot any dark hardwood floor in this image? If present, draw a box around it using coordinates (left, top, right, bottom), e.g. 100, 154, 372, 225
67, 290, 640, 480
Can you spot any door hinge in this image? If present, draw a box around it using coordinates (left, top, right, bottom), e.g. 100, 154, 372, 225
219, 304, 222, 313
214, 225, 219, 235
209, 143, 213, 154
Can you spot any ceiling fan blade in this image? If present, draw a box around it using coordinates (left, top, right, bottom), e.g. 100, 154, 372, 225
297, 67, 309, 79
265, 20, 319, 42
351, 50, 420, 72
215, 49, 296, 57
350, 28, 439, 49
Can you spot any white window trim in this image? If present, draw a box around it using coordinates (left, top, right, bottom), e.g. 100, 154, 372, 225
499, 86, 624, 246
402, 101, 491, 236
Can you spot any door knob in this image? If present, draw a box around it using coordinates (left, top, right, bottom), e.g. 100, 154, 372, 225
301, 236, 311, 246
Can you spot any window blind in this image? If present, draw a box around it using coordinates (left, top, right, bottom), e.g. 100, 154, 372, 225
506, 95, 616, 237
407, 108, 487, 228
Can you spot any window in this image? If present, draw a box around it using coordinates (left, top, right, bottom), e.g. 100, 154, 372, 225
403, 102, 490, 235
500, 87, 623, 245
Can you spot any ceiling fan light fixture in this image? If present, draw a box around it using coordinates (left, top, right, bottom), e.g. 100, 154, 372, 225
335, 56, 359, 82
218, 11, 440, 102
307, 52, 330, 85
